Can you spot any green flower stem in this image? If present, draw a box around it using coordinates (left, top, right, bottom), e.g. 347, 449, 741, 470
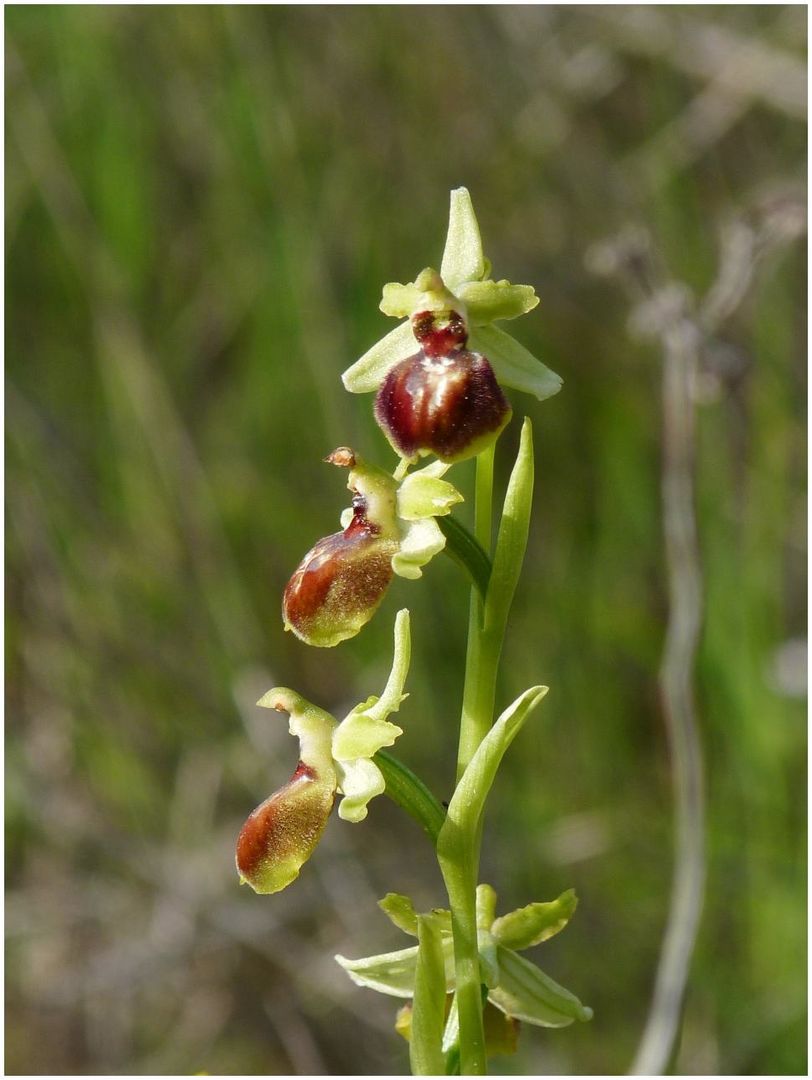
375, 750, 446, 846
440, 423, 536, 1076
435, 444, 496, 1076
439, 843, 486, 1073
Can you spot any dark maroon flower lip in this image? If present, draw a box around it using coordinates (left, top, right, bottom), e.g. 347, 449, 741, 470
374, 346, 511, 464
281, 450, 400, 647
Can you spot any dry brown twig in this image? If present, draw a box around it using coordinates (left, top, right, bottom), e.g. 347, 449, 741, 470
586, 194, 805, 1076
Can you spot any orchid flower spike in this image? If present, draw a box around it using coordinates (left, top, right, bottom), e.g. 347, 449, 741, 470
283, 449, 462, 648
342, 188, 562, 464
236, 610, 411, 894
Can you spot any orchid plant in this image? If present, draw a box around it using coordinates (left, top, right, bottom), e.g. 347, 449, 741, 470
237, 189, 591, 1074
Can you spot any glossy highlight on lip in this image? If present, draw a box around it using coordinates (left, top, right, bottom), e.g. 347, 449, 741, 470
375, 310, 511, 463
283, 491, 398, 648
236, 760, 337, 894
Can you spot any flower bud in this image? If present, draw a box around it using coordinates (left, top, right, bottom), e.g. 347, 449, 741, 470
374, 310, 511, 464
283, 450, 399, 648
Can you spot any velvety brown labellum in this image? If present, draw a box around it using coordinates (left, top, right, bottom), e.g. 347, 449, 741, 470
283, 494, 397, 647
236, 762, 336, 894
374, 346, 511, 463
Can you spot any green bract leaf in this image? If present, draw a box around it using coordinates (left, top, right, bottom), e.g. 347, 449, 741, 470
441, 187, 487, 289
469, 324, 562, 402
439, 686, 548, 855
489, 947, 593, 1028
486, 417, 535, 644
342, 319, 415, 394
411, 915, 448, 1075
457, 279, 539, 325
492, 890, 578, 951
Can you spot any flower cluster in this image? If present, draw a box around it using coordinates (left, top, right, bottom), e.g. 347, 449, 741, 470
337, 885, 592, 1043
234, 187, 588, 1069
238, 188, 563, 895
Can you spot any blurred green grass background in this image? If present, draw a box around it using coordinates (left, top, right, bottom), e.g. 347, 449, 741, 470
5, 5, 806, 1075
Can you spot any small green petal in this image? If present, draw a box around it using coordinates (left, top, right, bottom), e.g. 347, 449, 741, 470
379, 892, 420, 936
441, 187, 486, 289
393, 518, 447, 580
469, 324, 562, 402
380, 269, 461, 319
457, 279, 539, 325
333, 714, 403, 766
488, 947, 593, 1028
378, 894, 453, 938
380, 282, 424, 319
398, 471, 463, 522
492, 890, 578, 951
335, 757, 386, 822
342, 320, 415, 394
476, 883, 498, 931
362, 607, 412, 723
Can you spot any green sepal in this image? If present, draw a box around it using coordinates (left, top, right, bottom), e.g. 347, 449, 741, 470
342, 319, 415, 394
469, 324, 562, 402
489, 947, 593, 1028
477, 928, 500, 989
335, 937, 456, 998
440, 187, 487, 289
411, 915, 448, 1075
492, 890, 578, 951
